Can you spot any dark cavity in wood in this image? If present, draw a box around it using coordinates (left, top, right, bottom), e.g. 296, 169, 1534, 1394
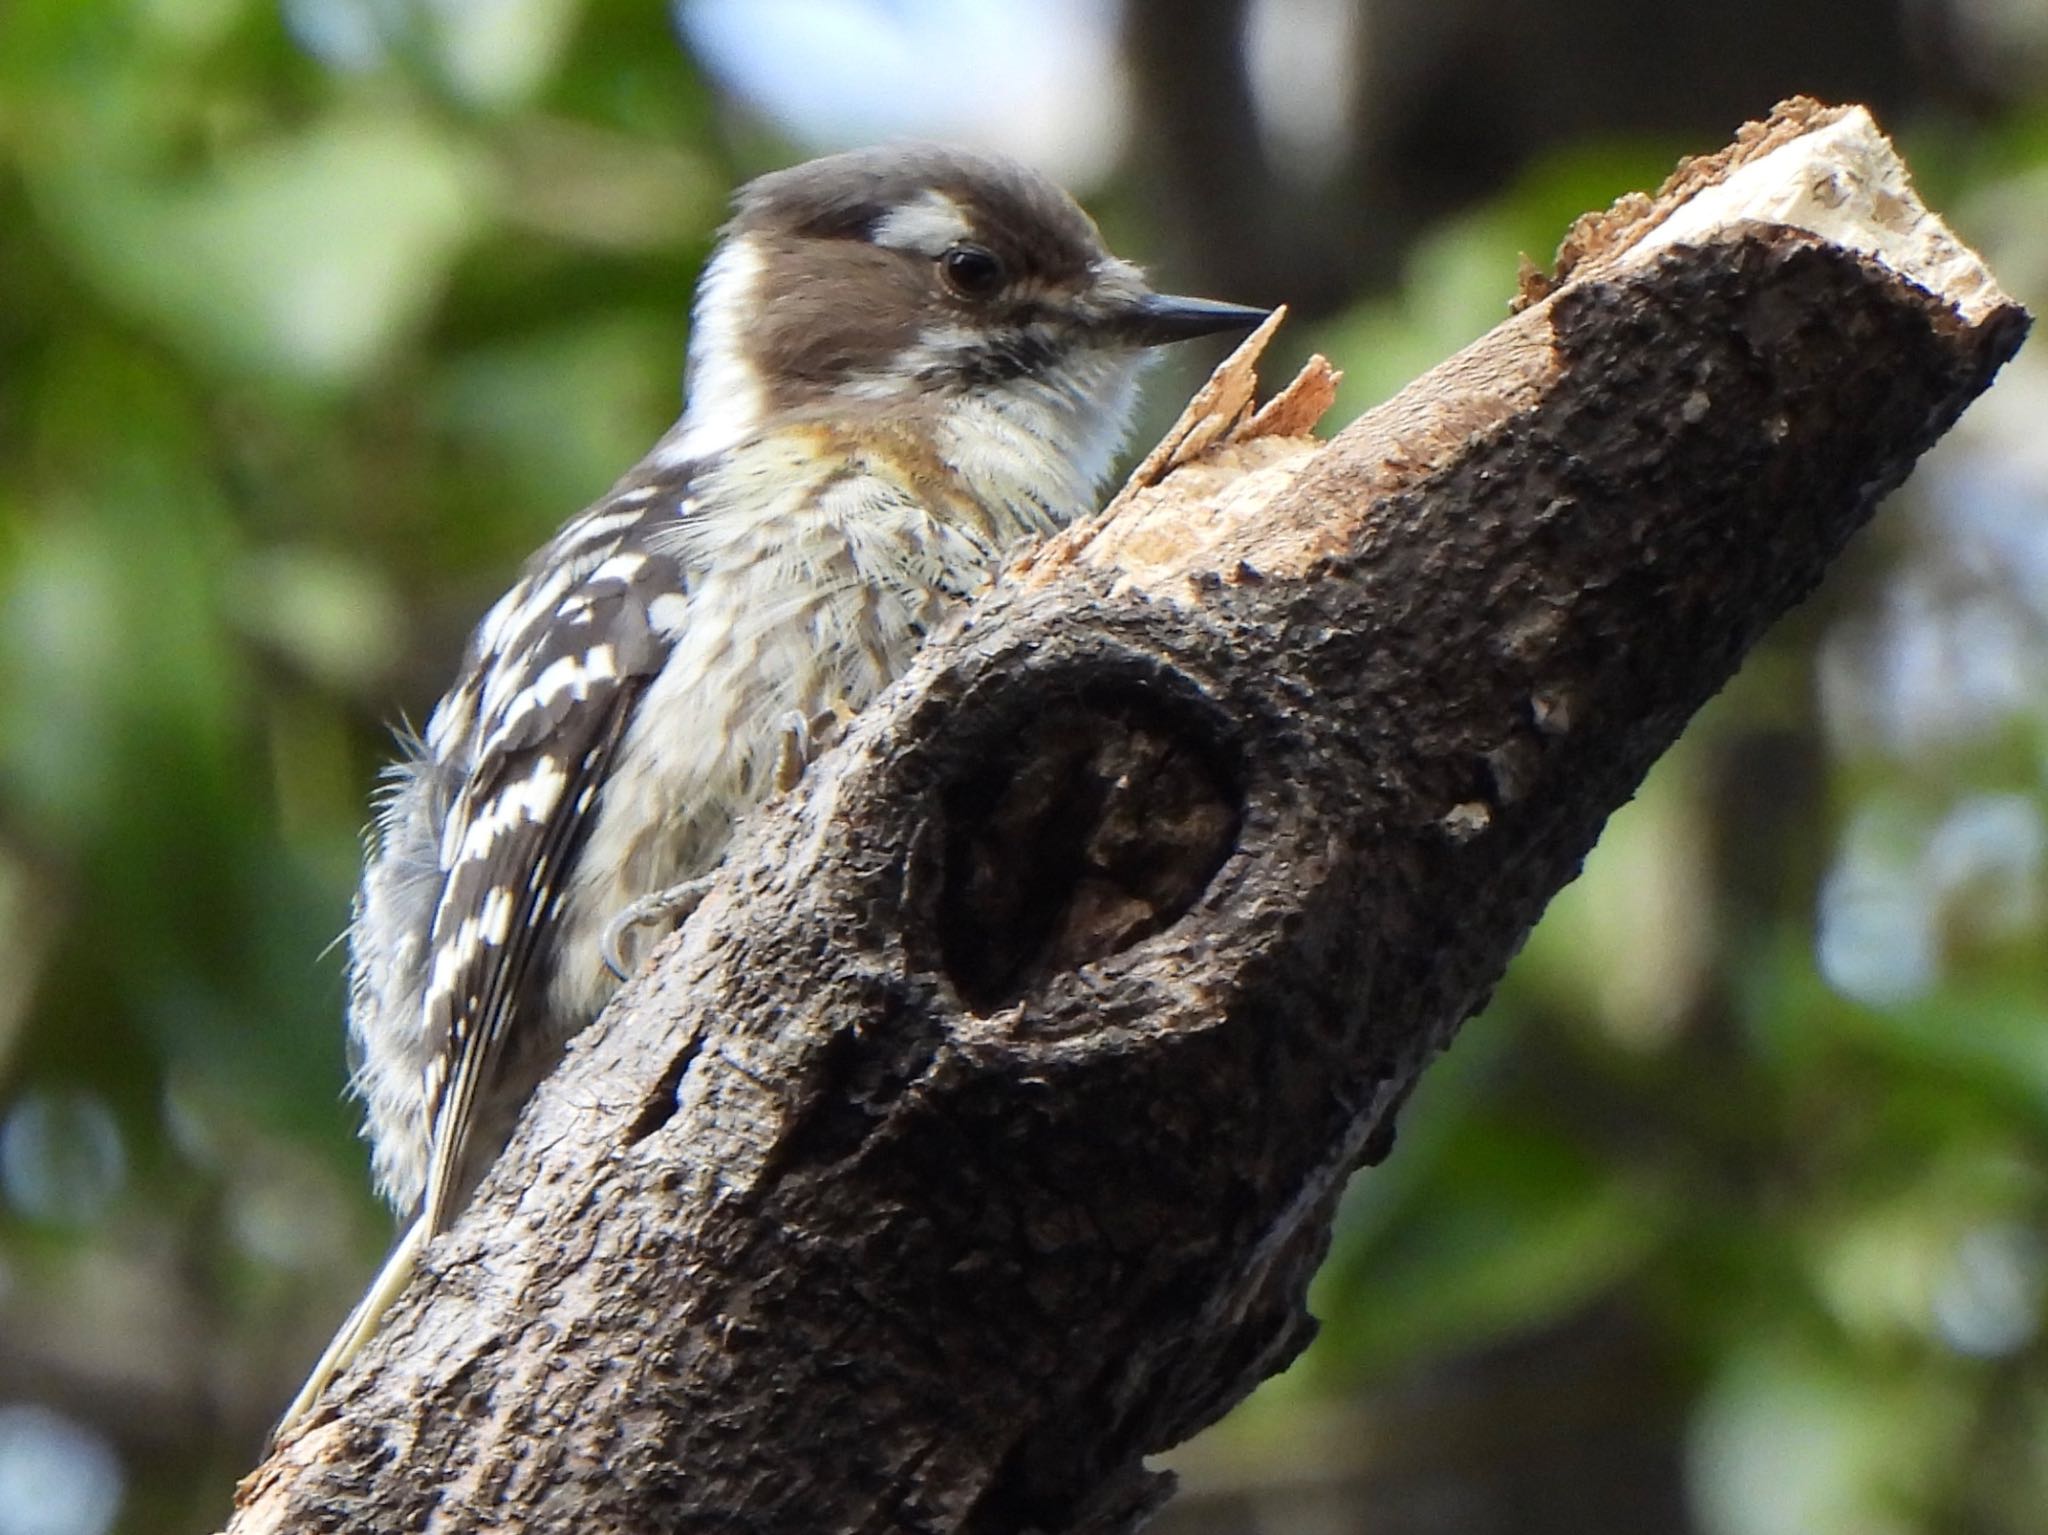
932, 683, 1242, 1012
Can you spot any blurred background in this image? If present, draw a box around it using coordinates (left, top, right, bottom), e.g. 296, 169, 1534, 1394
1, 1, 2045, 1531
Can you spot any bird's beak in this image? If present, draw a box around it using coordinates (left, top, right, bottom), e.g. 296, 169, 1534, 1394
1116, 291, 1271, 347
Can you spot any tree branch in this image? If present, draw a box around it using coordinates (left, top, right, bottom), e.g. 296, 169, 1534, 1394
229, 100, 2027, 1534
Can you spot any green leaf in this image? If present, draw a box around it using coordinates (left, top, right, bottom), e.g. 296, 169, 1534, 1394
37, 113, 485, 386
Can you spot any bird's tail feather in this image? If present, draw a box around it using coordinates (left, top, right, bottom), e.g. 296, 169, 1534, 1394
275, 1217, 428, 1437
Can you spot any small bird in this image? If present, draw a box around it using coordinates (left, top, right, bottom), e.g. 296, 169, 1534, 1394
280, 143, 1265, 1429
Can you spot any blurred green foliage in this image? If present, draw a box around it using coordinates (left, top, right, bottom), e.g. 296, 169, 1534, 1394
1, 4, 2045, 1534
0, 2, 733, 1525
1182, 102, 2048, 1535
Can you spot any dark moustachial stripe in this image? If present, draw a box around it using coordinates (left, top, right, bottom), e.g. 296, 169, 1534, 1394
734, 145, 1117, 414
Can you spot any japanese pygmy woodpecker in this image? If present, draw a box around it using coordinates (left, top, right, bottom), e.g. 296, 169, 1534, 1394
281, 143, 1266, 1429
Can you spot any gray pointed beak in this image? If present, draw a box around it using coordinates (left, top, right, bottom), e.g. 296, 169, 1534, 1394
1118, 292, 1271, 347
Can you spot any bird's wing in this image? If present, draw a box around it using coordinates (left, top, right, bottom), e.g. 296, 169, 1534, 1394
411, 485, 687, 1233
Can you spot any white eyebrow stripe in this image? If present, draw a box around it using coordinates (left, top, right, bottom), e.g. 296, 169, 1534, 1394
871, 191, 974, 257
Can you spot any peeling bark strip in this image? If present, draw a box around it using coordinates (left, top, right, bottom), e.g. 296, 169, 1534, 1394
234, 101, 2026, 1534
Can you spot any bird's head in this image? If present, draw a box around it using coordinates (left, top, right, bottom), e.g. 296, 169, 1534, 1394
660, 144, 1267, 495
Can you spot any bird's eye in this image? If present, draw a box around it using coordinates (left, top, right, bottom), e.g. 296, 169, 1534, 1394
939, 243, 1005, 299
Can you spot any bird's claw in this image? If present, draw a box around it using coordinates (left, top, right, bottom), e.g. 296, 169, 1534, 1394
603, 703, 857, 981
772, 701, 856, 795
601, 876, 715, 981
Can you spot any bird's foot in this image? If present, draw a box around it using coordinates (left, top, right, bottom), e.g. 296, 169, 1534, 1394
601, 875, 717, 981
772, 701, 857, 795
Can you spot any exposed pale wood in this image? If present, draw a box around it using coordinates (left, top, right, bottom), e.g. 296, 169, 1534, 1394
228, 100, 2027, 1535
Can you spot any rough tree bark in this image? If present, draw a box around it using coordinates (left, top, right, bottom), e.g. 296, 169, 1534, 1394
230, 101, 2026, 1534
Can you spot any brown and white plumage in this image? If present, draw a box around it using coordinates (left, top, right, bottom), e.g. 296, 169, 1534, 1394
281, 143, 1264, 1430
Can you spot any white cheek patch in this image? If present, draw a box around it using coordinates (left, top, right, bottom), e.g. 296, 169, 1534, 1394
871, 190, 974, 257
657, 235, 772, 467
